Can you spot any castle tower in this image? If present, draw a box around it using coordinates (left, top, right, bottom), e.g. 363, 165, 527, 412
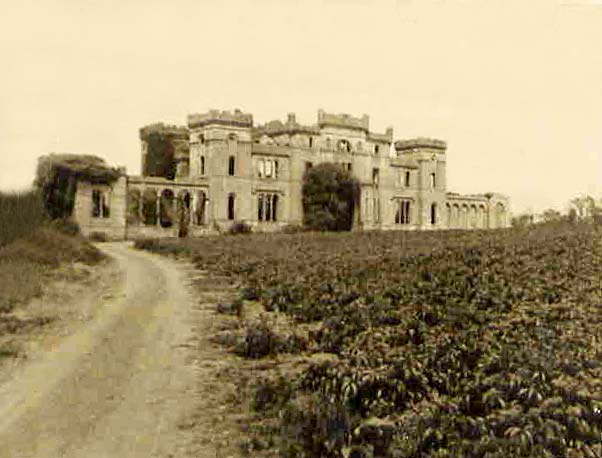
395, 138, 447, 229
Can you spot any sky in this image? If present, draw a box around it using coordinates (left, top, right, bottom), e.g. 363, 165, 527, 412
1, 0, 601, 214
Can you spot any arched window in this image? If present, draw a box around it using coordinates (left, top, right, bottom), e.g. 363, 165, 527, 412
199, 133, 205, 144
228, 156, 235, 176
309, 136, 313, 148
200, 156, 205, 175
258, 193, 279, 222
430, 173, 436, 189
272, 195, 278, 222
142, 189, 158, 226
194, 191, 207, 225
227, 193, 235, 220
405, 171, 411, 187
257, 193, 264, 221
430, 203, 437, 225
160, 189, 175, 228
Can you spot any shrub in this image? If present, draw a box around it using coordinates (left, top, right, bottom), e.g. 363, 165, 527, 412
88, 231, 108, 242
50, 218, 80, 236
229, 220, 253, 235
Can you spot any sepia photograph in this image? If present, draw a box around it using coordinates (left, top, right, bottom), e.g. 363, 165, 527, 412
0, 0, 601, 457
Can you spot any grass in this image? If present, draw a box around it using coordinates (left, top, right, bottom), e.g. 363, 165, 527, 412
0, 190, 47, 248
0, 189, 105, 357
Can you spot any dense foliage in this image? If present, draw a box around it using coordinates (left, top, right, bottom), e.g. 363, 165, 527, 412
302, 163, 360, 231
138, 222, 602, 457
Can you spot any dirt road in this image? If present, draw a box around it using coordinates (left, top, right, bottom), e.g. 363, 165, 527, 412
0, 242, 203, 458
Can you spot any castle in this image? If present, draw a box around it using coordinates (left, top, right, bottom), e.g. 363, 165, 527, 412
72, 109, 510, 240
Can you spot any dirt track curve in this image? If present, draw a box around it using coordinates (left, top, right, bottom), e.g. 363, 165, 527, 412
0, 242, 205, 458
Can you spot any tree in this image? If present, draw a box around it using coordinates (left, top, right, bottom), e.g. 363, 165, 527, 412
540, 208, 562, 224
511, 213, 533, 229
302, 163, 360, 231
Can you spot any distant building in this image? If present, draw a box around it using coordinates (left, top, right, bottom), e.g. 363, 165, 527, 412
73, 109, 511, 240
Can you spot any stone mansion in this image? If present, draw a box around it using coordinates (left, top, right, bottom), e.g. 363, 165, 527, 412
72, 109, 510, 240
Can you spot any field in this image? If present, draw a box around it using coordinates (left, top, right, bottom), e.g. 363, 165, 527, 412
139, 222, 602, 458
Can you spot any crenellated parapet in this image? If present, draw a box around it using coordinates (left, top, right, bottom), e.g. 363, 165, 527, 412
395, 138, 447, 152
318, 109, 370, 132
255, 113, 320, 138
368, 127, 394, 143
187, 109, 253, 129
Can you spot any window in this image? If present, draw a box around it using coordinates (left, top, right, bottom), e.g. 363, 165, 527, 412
227, 194, 235, 220
92, 189, 110, 218
374, 144, 380, 155
257, 193, 279, 222
200, 156, 205, 175
194, 191, 207, 225
394, 200, 411, 225
305, 161, 313, 174
199, 133, 205, 144
257, 158, 279, 179
228, 156, 235, 176
338, 139, 351, 153
373, 197, 380, 223
430, 173, 436, 189
372, 168, 379, 187
405, 171, 411, 187
430, 203, 437, 225
309, 137, 313, 148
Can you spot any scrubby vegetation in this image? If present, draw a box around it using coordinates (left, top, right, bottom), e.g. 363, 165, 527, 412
0, 190, 47, 247
0, 189, 104, 351
138, 221, 602, 457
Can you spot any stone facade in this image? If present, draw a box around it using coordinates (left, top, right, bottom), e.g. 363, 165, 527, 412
74, 109, 510, 240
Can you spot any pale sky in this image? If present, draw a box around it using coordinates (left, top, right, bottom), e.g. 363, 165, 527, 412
1, 0, 601, 214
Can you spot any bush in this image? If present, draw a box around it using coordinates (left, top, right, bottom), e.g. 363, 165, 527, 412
88, 231, 108, 242
50, 218, 80, 236
229, 220, 253, 235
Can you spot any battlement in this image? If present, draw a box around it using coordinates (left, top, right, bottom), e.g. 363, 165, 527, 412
368, 127, 394, 143
139, 123, 189, 141
257, 112, 320, 137
317, 109, 369, 132
187, 109, 253, 129
395, 138, 447, 152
